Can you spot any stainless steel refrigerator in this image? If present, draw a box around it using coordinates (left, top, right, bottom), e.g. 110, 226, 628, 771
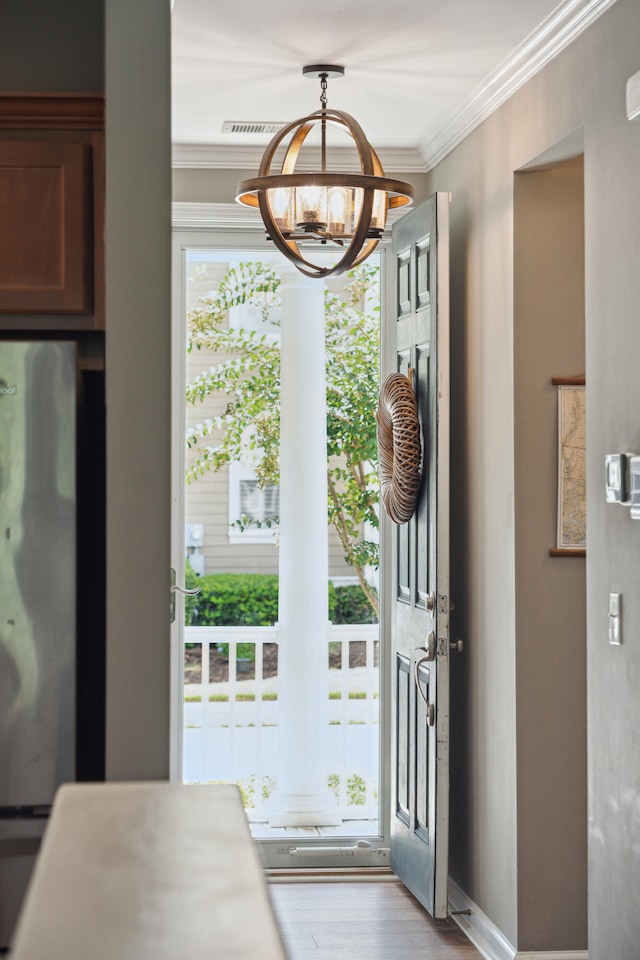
0, 342, 77, 949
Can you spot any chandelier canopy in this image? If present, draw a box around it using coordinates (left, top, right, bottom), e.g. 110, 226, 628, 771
235, 65, 415, 278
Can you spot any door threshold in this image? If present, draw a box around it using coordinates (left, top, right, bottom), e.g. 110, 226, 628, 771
251, 819, 380, 839
268, 866, 398, 883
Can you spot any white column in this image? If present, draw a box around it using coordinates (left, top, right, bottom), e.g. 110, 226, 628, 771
268, 269, 338, 827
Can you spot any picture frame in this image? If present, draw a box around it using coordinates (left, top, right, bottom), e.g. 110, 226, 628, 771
549, 376, 586, 557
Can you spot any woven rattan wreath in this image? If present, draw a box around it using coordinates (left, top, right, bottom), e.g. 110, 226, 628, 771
376, 371, 422, 524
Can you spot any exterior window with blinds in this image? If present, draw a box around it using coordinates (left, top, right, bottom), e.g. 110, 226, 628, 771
239, 478, 279, 523
228, 462, 279, 543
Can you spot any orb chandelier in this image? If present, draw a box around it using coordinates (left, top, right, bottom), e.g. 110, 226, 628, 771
235, 65, 415, 279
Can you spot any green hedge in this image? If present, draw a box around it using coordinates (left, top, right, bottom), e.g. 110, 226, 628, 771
332, 583, 377, 625
184, 567, 377, 627
187, 572, 279, 627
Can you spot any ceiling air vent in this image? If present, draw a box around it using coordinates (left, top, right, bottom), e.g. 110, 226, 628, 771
222, 121, 287, 135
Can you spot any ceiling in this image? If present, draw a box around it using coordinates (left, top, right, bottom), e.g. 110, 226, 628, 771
170, 0, 595, 170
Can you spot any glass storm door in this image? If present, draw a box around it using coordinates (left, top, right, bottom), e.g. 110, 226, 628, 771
170, 230, 389, 869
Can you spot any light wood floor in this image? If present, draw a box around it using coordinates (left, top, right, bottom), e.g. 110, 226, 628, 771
268, 880, 483, 960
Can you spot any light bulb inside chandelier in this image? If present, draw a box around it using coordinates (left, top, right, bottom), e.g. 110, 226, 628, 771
235, 65, 415, 278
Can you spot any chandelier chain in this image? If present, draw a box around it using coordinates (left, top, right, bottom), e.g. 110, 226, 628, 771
320, 74, 328, 110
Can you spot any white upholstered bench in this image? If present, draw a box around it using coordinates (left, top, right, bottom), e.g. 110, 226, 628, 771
10, 782, 287, 959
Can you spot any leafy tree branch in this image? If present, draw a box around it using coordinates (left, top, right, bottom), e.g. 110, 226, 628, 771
186, 261, 380, 617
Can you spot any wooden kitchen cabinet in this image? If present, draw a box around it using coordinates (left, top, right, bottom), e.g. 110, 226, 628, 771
0, 94, 104, 330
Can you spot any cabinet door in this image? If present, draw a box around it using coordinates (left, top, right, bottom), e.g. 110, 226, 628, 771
0, 140, 88, 313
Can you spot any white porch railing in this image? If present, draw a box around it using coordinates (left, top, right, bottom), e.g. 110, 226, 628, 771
183, 624, 379, 823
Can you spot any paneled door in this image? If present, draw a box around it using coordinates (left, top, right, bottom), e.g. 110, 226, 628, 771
389, 193, 450, 918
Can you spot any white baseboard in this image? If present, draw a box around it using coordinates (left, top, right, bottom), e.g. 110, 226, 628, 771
448, 877, 516, 960
516, 954, 588, 959
448, 877, 588, 960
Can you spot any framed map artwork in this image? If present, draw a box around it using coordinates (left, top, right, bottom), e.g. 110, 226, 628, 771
550, 377, 586, 557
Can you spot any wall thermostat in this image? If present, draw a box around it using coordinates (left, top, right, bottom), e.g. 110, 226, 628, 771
605, 454, 631, 504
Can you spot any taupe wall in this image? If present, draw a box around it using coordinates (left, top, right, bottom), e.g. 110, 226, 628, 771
427, 1, 640, 955
105, 1, 172, 779
514, 157, 586, 950
0, 0, 103, 91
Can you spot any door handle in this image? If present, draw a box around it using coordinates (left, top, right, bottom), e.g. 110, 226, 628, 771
418, 631, 436, 661
170, 567, 201, 623
414, 654, 435, 725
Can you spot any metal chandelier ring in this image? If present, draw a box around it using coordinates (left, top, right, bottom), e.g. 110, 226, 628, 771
234, 105, 414, 278
376, 372, 422, 525
236, 172, 416, 204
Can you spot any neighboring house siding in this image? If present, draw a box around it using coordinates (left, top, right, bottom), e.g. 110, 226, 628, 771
184, 260, 356, 580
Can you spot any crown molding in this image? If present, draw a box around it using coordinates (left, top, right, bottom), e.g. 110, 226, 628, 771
172, 142, 427, 173
172, 201, 406, 234
172, 202, 261, 230
421, 0, 618, 171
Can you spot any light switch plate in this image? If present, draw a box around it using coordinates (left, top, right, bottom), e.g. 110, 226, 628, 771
627, 69, 640, 121
609, 592, 622, 645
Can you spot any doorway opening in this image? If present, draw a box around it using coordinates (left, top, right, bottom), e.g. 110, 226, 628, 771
171, 233, 391, 866
512, 144, 588, 942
